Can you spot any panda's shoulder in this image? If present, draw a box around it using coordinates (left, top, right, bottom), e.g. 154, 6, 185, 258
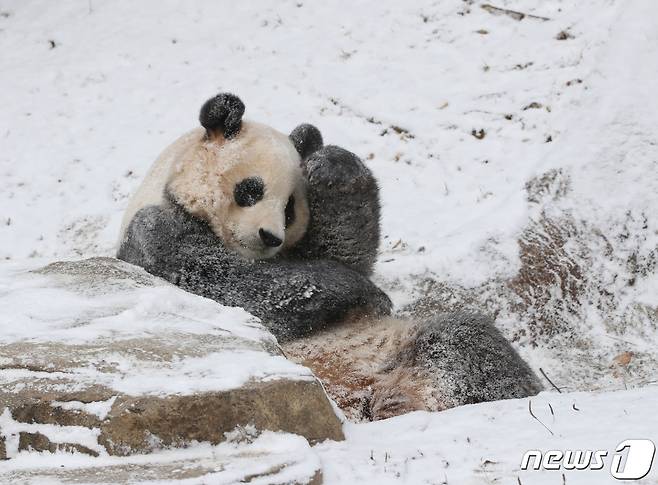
119, 128, 206, 241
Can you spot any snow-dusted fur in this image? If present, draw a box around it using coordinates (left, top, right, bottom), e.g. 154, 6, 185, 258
284, 314, 541, 421
118, 189, 392, 340
118, 93, 540, 416
118, 93, 392, 340
119, 122, 309, 260
290, 145, 381, 276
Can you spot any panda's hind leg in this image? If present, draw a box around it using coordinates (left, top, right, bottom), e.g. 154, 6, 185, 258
383, 312, 542, 411
284, 312, 541, 421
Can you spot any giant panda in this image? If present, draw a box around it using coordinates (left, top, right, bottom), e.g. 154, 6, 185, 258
118, 93, 541, 421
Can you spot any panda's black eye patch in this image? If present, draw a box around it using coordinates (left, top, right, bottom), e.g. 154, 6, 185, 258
234, 177, 264, 207
285, 195, 295, 228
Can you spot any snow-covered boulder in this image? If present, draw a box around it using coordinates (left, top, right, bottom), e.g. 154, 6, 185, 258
0, 258, 343, 460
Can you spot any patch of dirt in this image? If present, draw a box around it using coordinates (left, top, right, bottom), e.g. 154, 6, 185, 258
525, 169, 570, 203
509, 216, 588, 343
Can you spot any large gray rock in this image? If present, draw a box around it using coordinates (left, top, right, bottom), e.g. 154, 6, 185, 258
0, 258, 343, 462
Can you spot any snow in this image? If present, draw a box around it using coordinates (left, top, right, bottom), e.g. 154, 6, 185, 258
99, 350, 312, 396
0, 263, 269, 346
1, 430, 322, 484
1, 0, 657, 482
317, 385, 658, 484
50, 396, 117, 420
2, 387, 657, 484
0, 408, 106, 458
0, 261, 313, 396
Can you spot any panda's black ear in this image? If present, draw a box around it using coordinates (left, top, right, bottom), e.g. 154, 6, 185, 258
199, 93, 245, 139
290, 124, 323, 160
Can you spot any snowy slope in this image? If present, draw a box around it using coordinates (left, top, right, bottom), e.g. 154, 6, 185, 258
1, 0, 657, 482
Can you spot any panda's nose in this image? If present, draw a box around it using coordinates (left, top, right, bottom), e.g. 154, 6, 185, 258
259, 228, 282, 248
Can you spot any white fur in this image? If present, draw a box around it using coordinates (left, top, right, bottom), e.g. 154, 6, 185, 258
119, 128, 202, 241
282, 316, 442, 421
119, 121, 310, 259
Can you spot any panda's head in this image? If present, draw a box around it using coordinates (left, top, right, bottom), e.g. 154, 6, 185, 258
167, 93, 322, 260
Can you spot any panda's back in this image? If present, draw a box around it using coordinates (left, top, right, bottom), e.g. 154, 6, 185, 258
118, 128, 205, 244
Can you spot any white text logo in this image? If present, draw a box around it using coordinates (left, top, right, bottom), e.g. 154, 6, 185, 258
520, 439, 655, 480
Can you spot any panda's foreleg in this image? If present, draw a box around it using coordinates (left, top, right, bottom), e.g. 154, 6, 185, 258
177, 254, 393, 342
118, 204, 392, 342
292, 146, 382, 276
117, 204, 195, 283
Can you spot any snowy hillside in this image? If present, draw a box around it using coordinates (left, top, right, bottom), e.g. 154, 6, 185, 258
1, 0, 657, 483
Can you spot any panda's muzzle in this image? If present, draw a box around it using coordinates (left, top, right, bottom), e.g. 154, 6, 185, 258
259, 228, 283, 248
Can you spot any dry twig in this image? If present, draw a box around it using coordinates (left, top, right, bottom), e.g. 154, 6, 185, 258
481, 4, 550, 22
528, 400, 554, 435
539, 367, 562, 393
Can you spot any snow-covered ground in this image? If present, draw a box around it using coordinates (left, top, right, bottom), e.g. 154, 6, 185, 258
319, 386, 658, 484
2, 386, 657, 484
1, 0, 657, 483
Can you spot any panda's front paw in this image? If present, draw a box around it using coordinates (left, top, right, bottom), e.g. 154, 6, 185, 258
305, 146, 375, 194
363, 282, 393, 317
314, 260, 392, 317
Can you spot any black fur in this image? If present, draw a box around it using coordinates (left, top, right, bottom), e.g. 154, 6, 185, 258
284, 195, 295, 228
234, 176, 264, 207
199, 93, 245, 139
118, 192, 391, 341
290, 146, 381, 276
290, 123, 323, 160
394, 313, 542, 405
